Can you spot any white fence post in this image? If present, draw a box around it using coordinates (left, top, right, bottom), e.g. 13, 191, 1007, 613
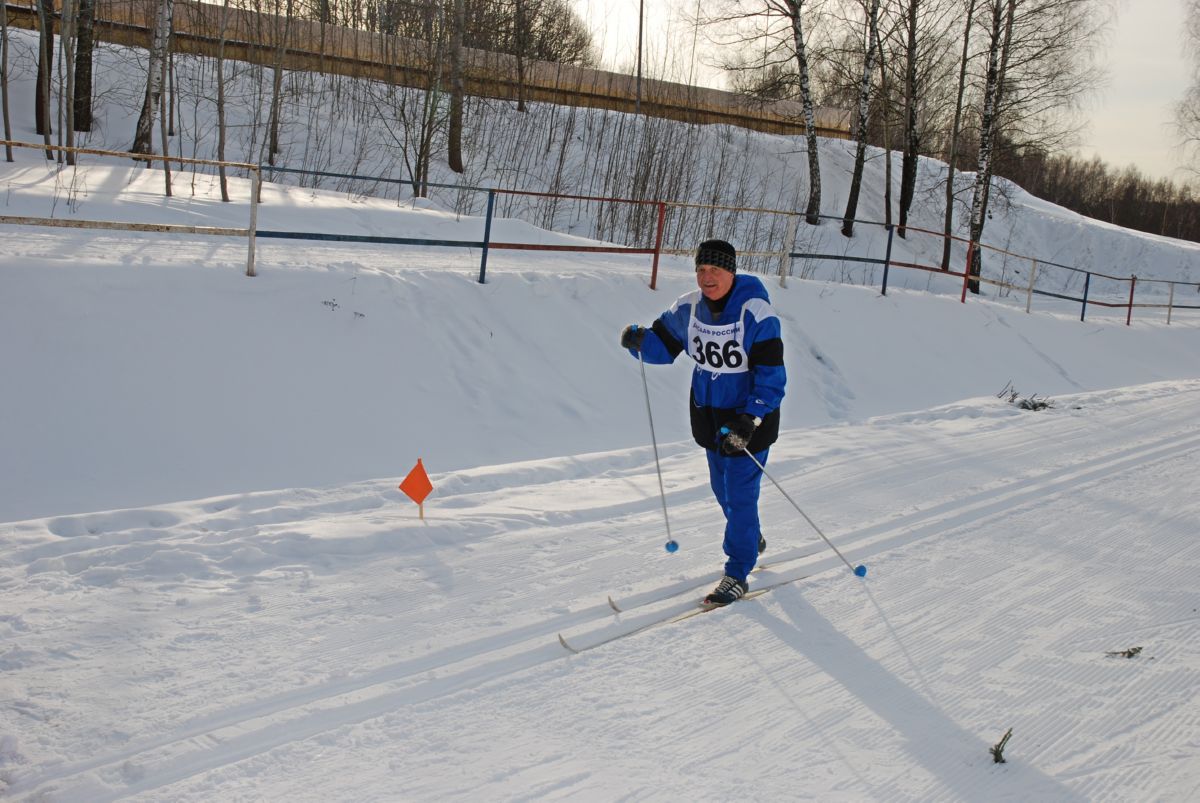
1025, 259, 1038, 313
779, 214, 799, 288
247, 167, 261, 277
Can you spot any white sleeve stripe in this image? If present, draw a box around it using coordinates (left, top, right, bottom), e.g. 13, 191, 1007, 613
742, 297, 778, 323
670, 289, 702, 314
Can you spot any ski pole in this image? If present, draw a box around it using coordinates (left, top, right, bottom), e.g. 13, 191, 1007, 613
737, 445, 866, 578
638, 347, 678, 553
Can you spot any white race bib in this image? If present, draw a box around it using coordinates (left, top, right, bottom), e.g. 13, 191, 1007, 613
688, 313, 748, 374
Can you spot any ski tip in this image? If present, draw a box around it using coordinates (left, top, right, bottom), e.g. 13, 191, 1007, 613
558, 632, 580, 654
607, 595, 622, 613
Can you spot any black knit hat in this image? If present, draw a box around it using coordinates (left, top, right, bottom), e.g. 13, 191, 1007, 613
695, 239, 737, 273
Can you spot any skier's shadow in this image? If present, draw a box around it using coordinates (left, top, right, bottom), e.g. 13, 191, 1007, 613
746, 585, 1087, 801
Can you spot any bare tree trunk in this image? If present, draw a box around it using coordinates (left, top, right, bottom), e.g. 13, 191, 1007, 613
158, 30, 172, 195
35, 0, 53, 146
62, 0, 76, 164
515, 0, 527, 112
967, 0, 1014, 293
417, 73, 441, 195
168, 50, 176, 137
132, 0, 175, 155
967, 2, 1004, 291
897, 0, 919, 237
1, 0, 13, 161
841, 0, 882, 238
977, 0, 1015, 229
786, 0, 822, 224
73, 0, 95, 131
133, 84, 154, 156
266, 0, 294, 166
942, 0, 976, 269
876, 21, 892, 229
217, 0, 231, 201
447, 0, 465, 173
418, 112, 433, 194
414, 2, 446, 195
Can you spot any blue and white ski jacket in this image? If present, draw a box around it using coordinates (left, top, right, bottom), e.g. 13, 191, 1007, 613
632, 274, 786, 454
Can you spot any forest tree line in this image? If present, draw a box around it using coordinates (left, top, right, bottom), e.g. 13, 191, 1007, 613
722, 0, 1200, 252
1, 0, 1199, 254
993, 147, 1200, 244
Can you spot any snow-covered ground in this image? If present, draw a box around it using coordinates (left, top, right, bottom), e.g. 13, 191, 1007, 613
3, 374, 1199, 800
3, 37, 1200, 798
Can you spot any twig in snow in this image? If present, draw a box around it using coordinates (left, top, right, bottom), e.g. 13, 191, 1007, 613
990, 728, 1013, 764
996, 381, 1054, 411
1105, 646, 1143, 659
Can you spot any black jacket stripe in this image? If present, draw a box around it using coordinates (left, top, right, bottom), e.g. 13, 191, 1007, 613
652, 319, 685, 359
748, 337, 784, 367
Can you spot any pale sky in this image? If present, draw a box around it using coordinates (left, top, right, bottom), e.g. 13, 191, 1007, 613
570, 0, 1195, 182
1084, 0, 1192, 181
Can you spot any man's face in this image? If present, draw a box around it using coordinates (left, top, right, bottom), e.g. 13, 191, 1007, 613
696, 264, 735, 301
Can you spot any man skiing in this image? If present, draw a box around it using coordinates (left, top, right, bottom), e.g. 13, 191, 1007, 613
620, 239, 786, 605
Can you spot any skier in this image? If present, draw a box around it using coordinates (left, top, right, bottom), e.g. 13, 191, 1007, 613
620, 239, 786, 605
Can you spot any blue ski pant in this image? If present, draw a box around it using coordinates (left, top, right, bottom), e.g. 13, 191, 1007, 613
706, 447, 769, 581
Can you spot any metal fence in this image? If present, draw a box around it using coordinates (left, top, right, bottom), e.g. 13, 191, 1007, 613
3, 143, 1198, 325
1, 140, 263, 276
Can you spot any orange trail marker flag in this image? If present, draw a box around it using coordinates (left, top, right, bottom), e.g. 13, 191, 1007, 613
399, 459, 434, 519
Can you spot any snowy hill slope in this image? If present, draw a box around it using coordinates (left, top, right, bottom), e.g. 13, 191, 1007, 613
3, 162, 1199, 521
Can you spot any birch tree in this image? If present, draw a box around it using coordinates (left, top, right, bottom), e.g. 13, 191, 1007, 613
721, 1, 828, 225
787, 0, 826, 224
132, 0, 176, 156
965, 0, 1012, 292
965, 0, 1109, 289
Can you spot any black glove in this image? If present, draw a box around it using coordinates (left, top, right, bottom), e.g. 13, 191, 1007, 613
620, 324, 647, 351
719, 414, 759, 455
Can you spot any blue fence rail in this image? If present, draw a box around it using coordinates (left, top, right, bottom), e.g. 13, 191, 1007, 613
254, 163, 1200, 326
257, 185, 1199, 325
3, 144, 1196, 325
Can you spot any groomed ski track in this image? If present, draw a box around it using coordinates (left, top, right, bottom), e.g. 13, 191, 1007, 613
4, 380, 1200, 800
